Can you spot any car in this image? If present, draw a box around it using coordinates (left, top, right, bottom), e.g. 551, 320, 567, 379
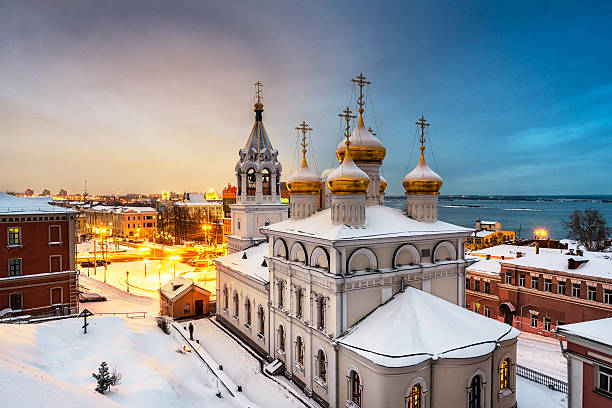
78, 292, 107, 302
80, 261, 95, 268
95, 260, 111, 266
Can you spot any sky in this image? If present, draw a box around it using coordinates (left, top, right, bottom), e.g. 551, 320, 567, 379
1, 0, 611, 196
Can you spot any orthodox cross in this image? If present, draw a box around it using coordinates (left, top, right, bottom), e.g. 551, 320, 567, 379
351, 73, 371, 112
254, 80, 263, 102
295, 121, 313, 162
338, 106, 356, 147
368, 126, 377, 136
416, 115, 430, 152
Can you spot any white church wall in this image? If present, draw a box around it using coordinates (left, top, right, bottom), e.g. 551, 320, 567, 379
430, 274, 460, 304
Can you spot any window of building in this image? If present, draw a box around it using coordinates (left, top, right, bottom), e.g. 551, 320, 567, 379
245, 298, 252, 327
247, 168, 256, 196
278, 281, 284, 309
500, 359, 510, 390
505, 273, 512, 285
475, 280, 481, 292
544, 318, 551, 331
262, 168, 271, 195
484, 281, 490, 294
407, 383, 421, 408
8, 227, 21, 246
605, 289, 612, 305
296, 289, 304, 318
572, 283, 581, 298
278, 325, 285, 352
318, 297, 326, 330
519, 275, 525, 287
296, 336, 304, 366
466, 278, 471, 290
597, 364, 612, 396
48, 225, 61, 243
349, 370, 362, 407
9, 258, 22, 276
484, 305, 490, 318
474, 303, 480, 314
468, 375, 481, 408
223, 286, 228, 310
588, 286, 597, 301
233, 292, 239, 319
531, 276, 539, 290
318, 350, 327, 383
530, 314, 538, 328
544, 279, 552, 292
184, 303, 190, 313
558, 281, 566, 295
258, 306, 265, 338
9, 292, 23, 311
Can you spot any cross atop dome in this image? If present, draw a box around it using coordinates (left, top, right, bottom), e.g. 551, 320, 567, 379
338, 106, 357, 150
416, 115, 430, 153
254, 80, 263, 102
351, 73, 371, 114
295, 120, 313, 164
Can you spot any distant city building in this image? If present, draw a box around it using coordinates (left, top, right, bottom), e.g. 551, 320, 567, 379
83, 205, 158, 240
556, 318, 612, 407
465, 220, 515, 251
40, 189, 51, 196
24, 188, 34, 196
466, 245, 612, 337
57, 189, 68, 197
222, 183, 237, 218
0, 193, 78, 319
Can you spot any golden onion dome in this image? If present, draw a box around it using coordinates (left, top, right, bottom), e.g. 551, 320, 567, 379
402, 149, 443, 194
336, 112, 386, 164
254, 100, 264, 111
287, 158, 322, 195
379, 175, 388, 194
327, 144, 370, 195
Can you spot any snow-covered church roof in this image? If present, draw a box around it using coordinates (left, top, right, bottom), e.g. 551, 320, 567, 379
261, 205, 471, 242
214, 243, 270, 283
337, 286, 520, 368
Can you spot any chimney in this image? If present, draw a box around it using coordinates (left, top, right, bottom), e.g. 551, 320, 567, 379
576, 249, 584, 256
486, 255, 491, 260
568, 258, 589, 270
501, 256, 505, 260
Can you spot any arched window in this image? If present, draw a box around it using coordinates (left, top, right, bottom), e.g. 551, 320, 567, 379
278, 325, 285, 352
264, 218, 270, 226
350, 370, 362, 406
247, 168, 256, 196
500, 358, 510, 390
469, 375, 481, 408
233, 292, 239, 319
296, 336, 304, 365
407, 384, 421, 408
258, 306, 265, 337
296, 288, 304, 318
278, 281, 284, 309
318, 296, 326, 330
223, 285, 228, 310
262, 168, 271, 195
318, 350, 327, 382
237, 174, 242, 196
245, 298, 252, 326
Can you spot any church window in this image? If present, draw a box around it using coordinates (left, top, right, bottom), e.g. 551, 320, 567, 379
296, 289, 304, 318
223, 285, 228, 310
349, 370, 362, 407
500, 359, 510, 390
406, 383, 421, 408
278, 325, 285, 352
296, 336, 304, 366
237, 174, 242, 195
258, 306, 265, 338
245, 298, 251, 327
318, 350, 327, 382
233, 292, 239, 319
318, 297, 326, 330
278, 281, 284, 309
262, 168, 271, 195
468, 375, 482, 408
247, 168, 256, 196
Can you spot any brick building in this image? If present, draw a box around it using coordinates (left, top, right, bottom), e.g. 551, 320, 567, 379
83, 205, 158, 240
556, 318, 612, 407
466, 245, 612, 337
0, 193, 78, 318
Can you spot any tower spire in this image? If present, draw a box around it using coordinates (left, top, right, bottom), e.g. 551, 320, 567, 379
415, 115, 430, 156
295, 121, 313, 166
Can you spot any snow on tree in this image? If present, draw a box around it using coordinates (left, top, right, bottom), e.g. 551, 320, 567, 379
92, 361, 122, 394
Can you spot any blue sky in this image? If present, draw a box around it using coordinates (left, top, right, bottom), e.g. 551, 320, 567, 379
1, 0, 611, 195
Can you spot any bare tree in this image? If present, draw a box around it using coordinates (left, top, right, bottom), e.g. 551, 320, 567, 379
563, 208, 611, 251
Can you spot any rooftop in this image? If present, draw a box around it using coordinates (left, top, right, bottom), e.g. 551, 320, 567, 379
556, 317, 612, 347
160, 277, 209, 301
337, 286, 519, 367
262, 205, 472, 242
467, 259, 501, 275
214, 243, 269, 283
87, 205, 157, 214
501, 251, 612, 280
0, 193, 77, 215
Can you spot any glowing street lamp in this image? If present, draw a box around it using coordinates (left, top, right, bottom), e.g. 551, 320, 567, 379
534, 228, 549, 240
157, 263, 162, 290
143, 258, 148, 277
169, 255, 180, 278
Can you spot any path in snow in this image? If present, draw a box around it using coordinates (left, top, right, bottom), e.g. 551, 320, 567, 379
79, 275, 158, 316
517, 331, 567, 381
516, 376, 567, 408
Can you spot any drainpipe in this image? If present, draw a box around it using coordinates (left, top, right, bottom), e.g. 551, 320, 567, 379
554, 331, 571, 406
430, 356, 435, 408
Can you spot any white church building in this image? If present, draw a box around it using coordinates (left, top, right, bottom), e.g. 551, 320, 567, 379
215, 77, 519, 408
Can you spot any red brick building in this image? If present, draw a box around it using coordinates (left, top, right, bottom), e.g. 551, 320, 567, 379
556, 318, 612, 407
466, 245, 612, 337
0, 194, 78, 319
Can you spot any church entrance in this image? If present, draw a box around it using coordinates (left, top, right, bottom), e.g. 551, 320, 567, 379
195, 300, 204, 316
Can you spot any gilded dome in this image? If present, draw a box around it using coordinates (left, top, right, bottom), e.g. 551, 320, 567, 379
327, 145, 370, 195
402, 151, 443, 194
379, 175, 388, 194
336, 112, 386, 164
287, 158, 322, 195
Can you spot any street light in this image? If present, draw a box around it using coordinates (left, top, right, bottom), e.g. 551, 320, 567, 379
143, 258, 148, 277
126, 271, 130, 294
169, 255, 180, 278
157, 263, 162, 290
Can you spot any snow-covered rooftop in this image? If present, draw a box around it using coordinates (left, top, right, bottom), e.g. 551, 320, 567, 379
337, 286, 519, 367
556, 318, 612, 347
470, 244, 565, 259
160, 277, 209, 301
262, 205, 472, 242
214, 243, 270, 283
0, 193, 76, 215
467, 259, 502, 275
87, 205, 157, 214
501, 251, 612, 280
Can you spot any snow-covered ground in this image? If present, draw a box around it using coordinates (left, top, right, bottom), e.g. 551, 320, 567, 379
79, 275, 158, 315
516, 376, 567, 408
517, 331, 567, 381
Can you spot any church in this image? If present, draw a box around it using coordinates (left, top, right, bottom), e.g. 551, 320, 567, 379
215, 76, 519, 408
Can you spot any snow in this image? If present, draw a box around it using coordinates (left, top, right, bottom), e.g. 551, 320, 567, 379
214, 242, 270, 283
402, 153, 442, 184
335, 115, 384, 153
557, 317, 612, 347
0, 316, 244, 408
517, 331, 567, 381
262, 205, 472, 242
327, 145, 370, 185
79, 275, 158, 315
516, 376, 567, 408
337, 286, 519, 367
286, 160, 322, 184
160, 277, 209, 301
87, 205, 157, 214
0, 192, 77, 215
502, 250, 612, 280
466, 259, 501, 275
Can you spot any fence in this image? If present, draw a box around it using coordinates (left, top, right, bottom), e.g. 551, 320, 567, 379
516, 364, 568, 394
